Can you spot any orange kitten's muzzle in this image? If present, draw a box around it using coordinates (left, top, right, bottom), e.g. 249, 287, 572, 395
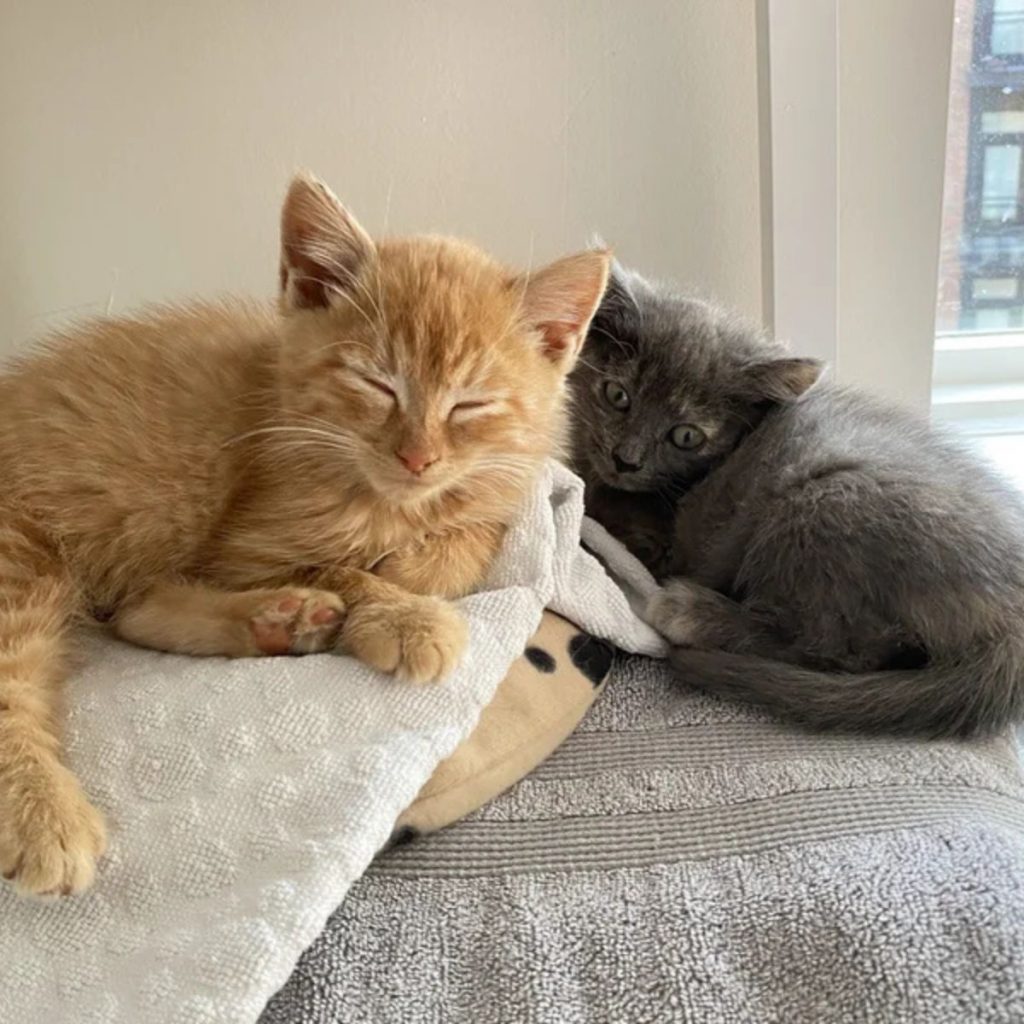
396, 447, 439, 476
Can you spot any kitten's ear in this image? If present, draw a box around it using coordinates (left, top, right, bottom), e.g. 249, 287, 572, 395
739, 357, 824, 404
515, 250, 611, 369
279, 173, 376, 311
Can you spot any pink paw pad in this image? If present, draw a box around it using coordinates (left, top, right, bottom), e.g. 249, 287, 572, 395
249, 590, 345, 656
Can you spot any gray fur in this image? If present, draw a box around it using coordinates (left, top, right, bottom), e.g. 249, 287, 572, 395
571, 263, 1024, 738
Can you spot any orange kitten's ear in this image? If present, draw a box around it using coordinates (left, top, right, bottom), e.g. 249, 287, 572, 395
515, 250, 611, 369
279, 173, 376, 311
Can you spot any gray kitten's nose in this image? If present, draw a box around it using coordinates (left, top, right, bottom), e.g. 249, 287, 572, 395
612, 450, 642, 474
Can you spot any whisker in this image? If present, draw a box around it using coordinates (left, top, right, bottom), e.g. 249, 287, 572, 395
328, 286, 382, 336
573, 352, 601, 374
292, 264, 383, 339
223, 425, 360, 449
587, 324, 633, 359
256, 439, 362, 467
341, 270, 386, 328
376, 175, 395, 342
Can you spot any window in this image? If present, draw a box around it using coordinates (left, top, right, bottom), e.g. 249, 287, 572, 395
989, 0, 1024, 58
935, 0, 1024, 490
979, 142, 1022, 223
938, 4, 1024, 334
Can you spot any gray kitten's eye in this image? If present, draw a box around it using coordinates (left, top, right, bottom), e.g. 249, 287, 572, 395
669, 424, 706, 450
603, 380, 630, 411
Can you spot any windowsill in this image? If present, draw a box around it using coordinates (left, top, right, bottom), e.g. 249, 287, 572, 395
935, 330, 1024, 350
932, 384, 1024, 432
932, 329, 1024, 432
975, 433, 1024, 491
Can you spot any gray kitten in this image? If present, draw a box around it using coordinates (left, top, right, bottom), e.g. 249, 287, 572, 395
571, 263, 1024, 738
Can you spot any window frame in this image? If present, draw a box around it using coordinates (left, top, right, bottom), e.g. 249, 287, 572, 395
763, 0, 955, 413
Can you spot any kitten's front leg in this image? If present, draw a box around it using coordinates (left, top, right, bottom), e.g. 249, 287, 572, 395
114, 582, 346, 657
648, 578, 771, 653
115, 576, 467, 684
374, 521, 506, 599
310, 566, 469, 683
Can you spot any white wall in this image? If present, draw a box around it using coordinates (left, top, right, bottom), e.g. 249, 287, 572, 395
0, 0, 764, 356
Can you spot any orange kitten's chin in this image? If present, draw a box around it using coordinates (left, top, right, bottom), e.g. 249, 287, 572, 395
386, 480, 444, 506
365, 457, 505, 508
363, 465, 453, 506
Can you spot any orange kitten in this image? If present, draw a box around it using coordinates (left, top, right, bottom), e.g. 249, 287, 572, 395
0, 173, 610, 897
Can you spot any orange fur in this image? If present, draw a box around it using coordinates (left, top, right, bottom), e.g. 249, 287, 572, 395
0, 172, 609, 896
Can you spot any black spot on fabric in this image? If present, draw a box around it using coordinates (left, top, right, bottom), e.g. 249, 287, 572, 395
568, 633, 614, 686
525, 646, 556, 673
386, 826, 420, 849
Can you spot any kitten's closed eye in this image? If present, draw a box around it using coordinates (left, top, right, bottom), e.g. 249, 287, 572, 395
358, 375, 398, 402
449, 399, 497, 421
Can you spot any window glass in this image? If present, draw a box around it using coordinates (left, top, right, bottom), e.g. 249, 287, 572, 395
982, 144, 1022, 221
981, 109, 1024, 131
935, 0, 1024, 481
972, 275, 1020, 299
992, 0, 1024, 56
936, 2, 1024, 333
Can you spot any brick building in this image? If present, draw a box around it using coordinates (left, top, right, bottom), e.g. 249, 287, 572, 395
937, 0, 1024, 333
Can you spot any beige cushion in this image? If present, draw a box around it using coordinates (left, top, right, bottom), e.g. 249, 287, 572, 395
395, 610, 613, 838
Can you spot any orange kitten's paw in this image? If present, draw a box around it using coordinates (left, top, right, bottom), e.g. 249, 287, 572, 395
340, 597, 468, 684
0, 767, 107, 898
249, 588, 346, 655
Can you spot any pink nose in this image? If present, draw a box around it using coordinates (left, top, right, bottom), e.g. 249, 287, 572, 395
396, 449, 438, 475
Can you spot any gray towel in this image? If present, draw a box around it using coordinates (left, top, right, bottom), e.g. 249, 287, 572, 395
261, 655, 1024, 1024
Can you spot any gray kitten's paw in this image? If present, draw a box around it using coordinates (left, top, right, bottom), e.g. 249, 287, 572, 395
646, 581, 700, 646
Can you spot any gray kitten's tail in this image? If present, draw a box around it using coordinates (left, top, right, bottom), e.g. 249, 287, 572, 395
668, 639, 1024, 738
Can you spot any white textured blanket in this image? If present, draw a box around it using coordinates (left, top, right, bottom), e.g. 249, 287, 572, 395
0, 461, 665, 1024
263, 655, 1024, 1024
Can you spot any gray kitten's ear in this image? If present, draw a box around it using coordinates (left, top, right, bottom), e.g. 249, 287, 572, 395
279, 172, 376, 311
740, 357, 823, 403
